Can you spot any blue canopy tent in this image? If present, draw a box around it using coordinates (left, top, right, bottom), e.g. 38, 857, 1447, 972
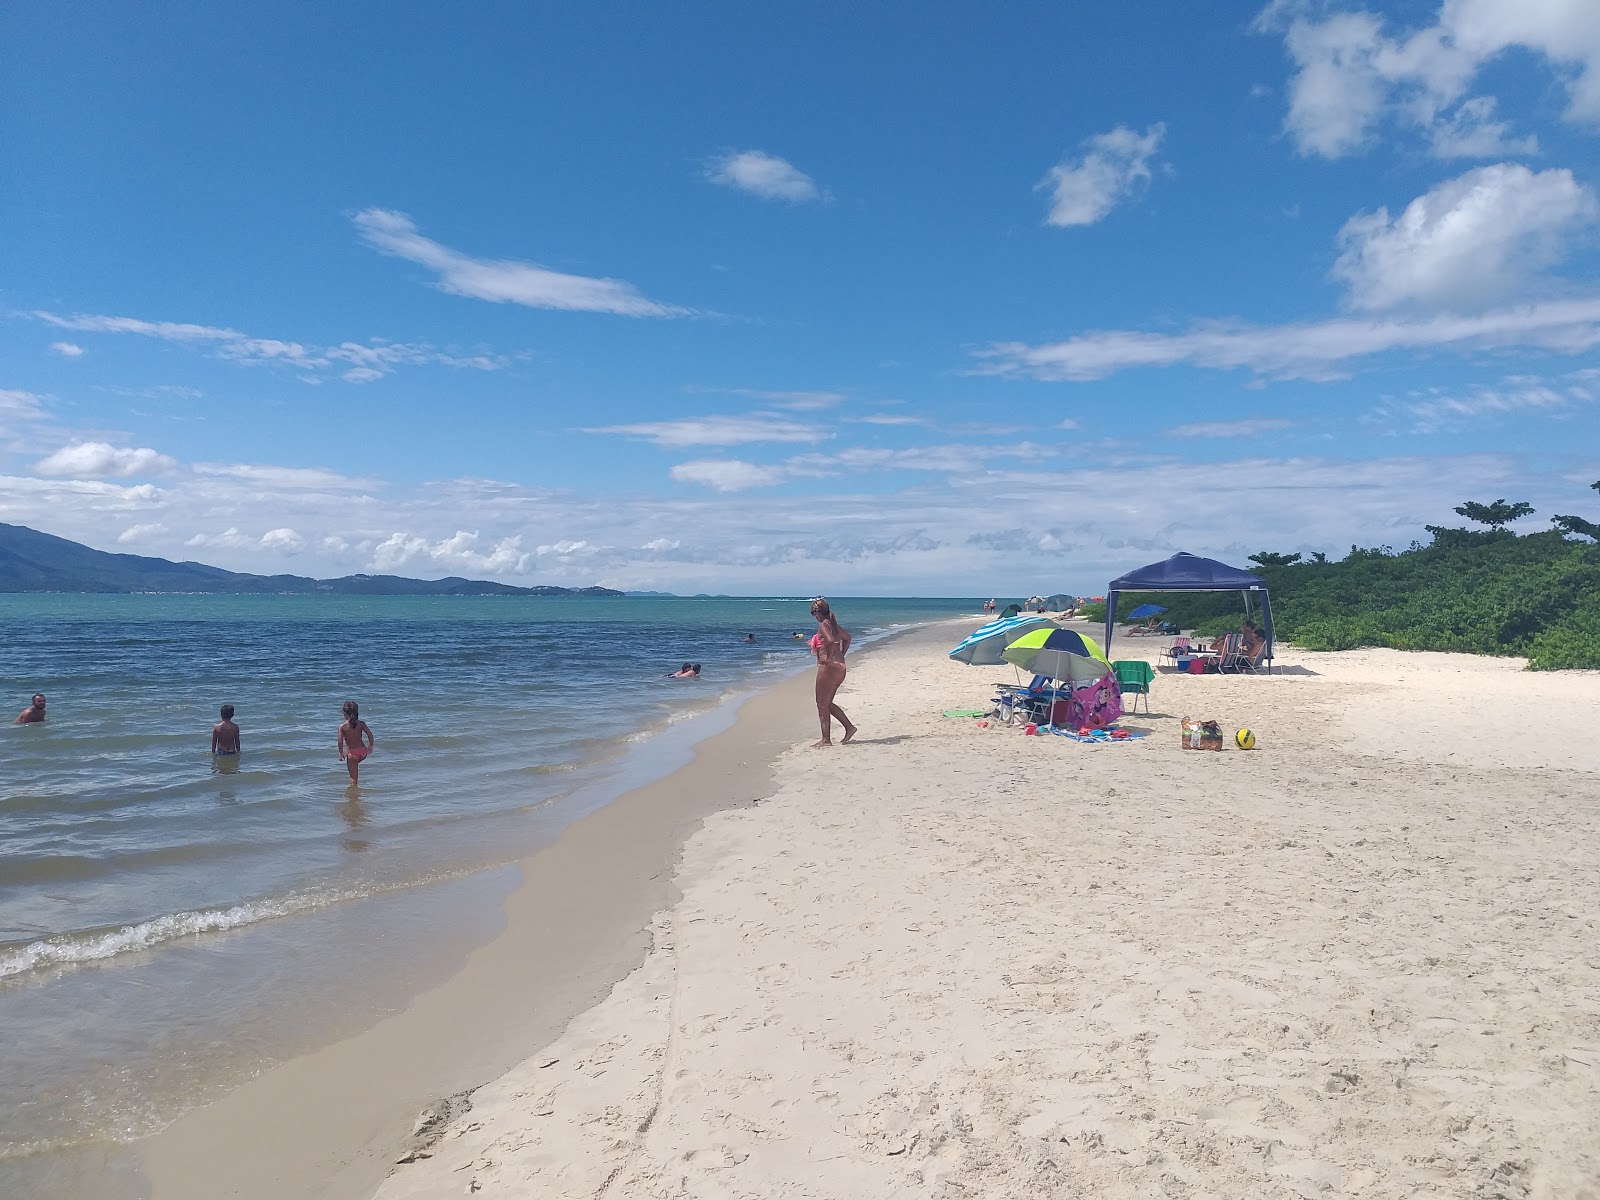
1104, 552, 1273, 670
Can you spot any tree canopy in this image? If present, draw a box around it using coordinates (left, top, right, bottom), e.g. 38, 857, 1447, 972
1080, 483, 1600, 670
1453, 499, 1535, 529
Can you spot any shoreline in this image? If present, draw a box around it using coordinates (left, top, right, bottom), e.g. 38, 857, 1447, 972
139, 620, 945, 1199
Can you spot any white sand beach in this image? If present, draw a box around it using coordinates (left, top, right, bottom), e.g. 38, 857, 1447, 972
367, 619, 1600, 1199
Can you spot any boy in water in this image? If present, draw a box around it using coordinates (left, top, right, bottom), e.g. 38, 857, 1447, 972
211, 703, 241, 754
338, 699, 375, 784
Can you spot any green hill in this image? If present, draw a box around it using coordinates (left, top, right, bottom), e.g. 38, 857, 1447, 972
0, 522, 623, 598
1087, 523, 1600, 671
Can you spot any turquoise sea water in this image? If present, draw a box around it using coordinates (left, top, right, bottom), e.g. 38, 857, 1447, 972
0, 593, 975, 1197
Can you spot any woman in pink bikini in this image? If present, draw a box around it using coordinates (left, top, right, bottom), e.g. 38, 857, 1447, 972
337, 699, 375, 784
808, 598, 857, 748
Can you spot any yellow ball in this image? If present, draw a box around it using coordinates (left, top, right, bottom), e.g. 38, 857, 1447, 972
1235, 727, 1256, 750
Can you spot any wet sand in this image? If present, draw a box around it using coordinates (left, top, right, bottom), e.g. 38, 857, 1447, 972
140, 662, 827, 1199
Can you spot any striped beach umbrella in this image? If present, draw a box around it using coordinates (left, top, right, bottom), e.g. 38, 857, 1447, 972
948, 614, 1059, 666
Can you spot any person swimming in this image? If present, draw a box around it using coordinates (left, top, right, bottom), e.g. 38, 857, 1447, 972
14, 692, 46, 724
666, 662, 701, 678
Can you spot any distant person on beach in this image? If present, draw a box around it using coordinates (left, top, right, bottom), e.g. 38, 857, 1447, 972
211, 704, 241, 754
337, 700, 375, 784
808, 597, 856, 748
14, 693, 46, 724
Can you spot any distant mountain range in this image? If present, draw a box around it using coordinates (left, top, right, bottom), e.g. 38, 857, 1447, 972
0, 523, 624, 597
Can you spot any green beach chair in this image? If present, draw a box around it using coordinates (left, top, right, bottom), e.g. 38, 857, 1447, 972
1111, 659, 1153, 714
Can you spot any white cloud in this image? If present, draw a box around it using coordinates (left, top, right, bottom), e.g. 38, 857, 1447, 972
845, 413, 924, 426
0, 389, 49, 419
669, 459, 788, 492
116, 523, 166, 544
35, 442, 178, 479
1260, 0, 1600, 159
973, 295, 1600, 382
1427, 95, 1538, 158
1333, 164, 1599, 312
536, 539, 591, 557
1167, 418, 1294, 438
666, 441, 1073, 493
1037, 124, 1166, 227
722, 389, 845, 410
369, 529, 534, 575
259, 527, 305, 553
186, 527, 255, 550
192, 463, 379, 491
353, 208, 685, 317
705, 151, 825, 203
49, 341, 85, 357
34, 310, 509, 382
1371, 370, 1597, 432
584, 413, 825, 447
2, 445, 1589, 594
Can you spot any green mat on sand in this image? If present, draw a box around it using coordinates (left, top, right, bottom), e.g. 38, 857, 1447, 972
942, 708, 991, 718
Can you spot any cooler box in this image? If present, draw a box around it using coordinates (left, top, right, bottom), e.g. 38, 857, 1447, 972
1187, 657, 1207, 674
1050, 698, 1073, 726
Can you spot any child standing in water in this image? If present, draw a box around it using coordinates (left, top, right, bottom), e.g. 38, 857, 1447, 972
211, 703, 241, 754
337, 699, 375, 784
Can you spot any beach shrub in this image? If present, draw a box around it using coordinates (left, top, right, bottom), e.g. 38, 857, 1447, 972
1091, 521, 1600, 669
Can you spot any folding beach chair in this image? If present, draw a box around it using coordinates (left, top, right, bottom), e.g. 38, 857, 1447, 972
993, 674, 1059, 726
1111, 660, 1153, 714
1161, 636, 1190, 664
1218, 633, 1258, 673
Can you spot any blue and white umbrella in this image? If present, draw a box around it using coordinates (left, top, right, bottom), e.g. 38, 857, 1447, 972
948, 614, 1059, 666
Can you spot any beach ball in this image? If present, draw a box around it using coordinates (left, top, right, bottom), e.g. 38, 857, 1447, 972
1235, 727, 1256, 750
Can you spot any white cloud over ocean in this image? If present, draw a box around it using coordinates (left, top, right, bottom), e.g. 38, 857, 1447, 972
35, 442, 178, 479
3, 438, 1595, 595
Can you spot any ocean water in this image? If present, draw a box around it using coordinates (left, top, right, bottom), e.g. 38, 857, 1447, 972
0, 593, 974, 1196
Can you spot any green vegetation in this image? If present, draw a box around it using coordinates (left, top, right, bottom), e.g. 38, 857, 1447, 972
1082, 488, 1600, 670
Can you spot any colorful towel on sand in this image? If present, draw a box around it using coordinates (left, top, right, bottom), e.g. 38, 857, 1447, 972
1052, 728, 1146, 744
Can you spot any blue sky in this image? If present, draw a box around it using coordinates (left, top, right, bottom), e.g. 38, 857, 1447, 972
3, 1, 1598, 593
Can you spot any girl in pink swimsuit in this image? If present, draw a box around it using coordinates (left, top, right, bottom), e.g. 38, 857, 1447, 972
808, 598, 857, 748
338, 699, 376, 784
